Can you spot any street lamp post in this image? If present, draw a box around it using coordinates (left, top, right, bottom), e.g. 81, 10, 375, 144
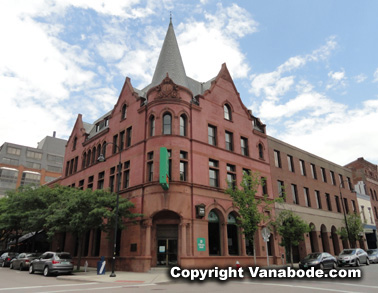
339, 179, 353, 248
98, 142, 122, 277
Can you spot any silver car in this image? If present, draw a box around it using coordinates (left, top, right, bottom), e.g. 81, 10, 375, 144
29, 252, 73, 276
367, 249, 378, 264
338, 248, 369, 267
10, 252, 40, 270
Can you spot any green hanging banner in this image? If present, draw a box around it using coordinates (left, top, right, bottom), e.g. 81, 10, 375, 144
159, 147, 169, 190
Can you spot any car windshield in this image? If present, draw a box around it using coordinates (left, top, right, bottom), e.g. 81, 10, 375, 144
367, 250, 377, 255
26, 253, 40, 257
341, 249, 355, 255
304, 253, 321, 260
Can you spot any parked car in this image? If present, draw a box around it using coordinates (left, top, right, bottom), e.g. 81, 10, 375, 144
366, 249, 378, 264
29, 251, 73, 276
337, 248, 369, 267
10, 253, 41, 270
299, 252, 337, 270
0, 252, 19, 267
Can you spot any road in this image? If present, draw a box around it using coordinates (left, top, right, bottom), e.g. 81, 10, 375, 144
1, 264, 378, 292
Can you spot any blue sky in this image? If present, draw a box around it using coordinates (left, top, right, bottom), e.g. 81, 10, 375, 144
1, 0, 377, 166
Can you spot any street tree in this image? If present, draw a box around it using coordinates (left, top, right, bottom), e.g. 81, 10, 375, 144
270, 210, 311, 267
225, 171, 281, 265
45, 185, 141, 270
337, 213, 364, 248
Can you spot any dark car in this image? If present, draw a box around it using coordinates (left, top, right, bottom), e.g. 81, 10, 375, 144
0, 252, 19, 267
10, 253, 41, 270
367, 249, 378, 264
29, 251, 73, 276
338, 248, 369, 267
299, 252, 337, 270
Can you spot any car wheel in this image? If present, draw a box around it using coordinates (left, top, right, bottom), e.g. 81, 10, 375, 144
29, 265, 34, 274
319, 263, 324, 270
10, 262, 13, 270
366, 258, 370, 266
355, 259, 360, 267
1, 261, 5, 267
43, 266, 50, 277
332, 262, 337, 269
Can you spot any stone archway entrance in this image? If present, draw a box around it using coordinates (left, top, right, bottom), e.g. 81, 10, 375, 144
152, 210, 180, 267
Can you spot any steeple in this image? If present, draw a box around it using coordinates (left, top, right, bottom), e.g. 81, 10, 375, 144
150, 19, 189, 89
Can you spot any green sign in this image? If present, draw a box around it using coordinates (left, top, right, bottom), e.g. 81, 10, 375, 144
159, 147, 169, 190
197, 238, 206, 251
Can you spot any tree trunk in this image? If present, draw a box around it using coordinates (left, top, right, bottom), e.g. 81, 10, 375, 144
290, 244, 294, 268
76, 235, 83, 271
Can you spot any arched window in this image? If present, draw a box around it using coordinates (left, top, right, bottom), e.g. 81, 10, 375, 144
208, 210, 221, 256
87, 150, 91, 167
102, 142, 107, 159
227, 213, 239, 255
163, 113, 172, 135
180, 114, 187, 136
92, 147, 96, 165
224, 104, 231, 120
121, 104, 127, 120
258, 143, 264, 159
82, 152, 86, 169
149, 115, 155, 137
96, 145, 101, 161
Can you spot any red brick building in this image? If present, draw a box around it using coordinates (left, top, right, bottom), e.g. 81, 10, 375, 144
54, 21, 279, 271
268, 137, 360, 262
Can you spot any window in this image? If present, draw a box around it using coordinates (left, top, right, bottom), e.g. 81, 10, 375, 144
180, 114, 187, 136
126, 127, 132, 147
343, 198, 349, 214
351, 200, 357, 213
208, 210, 221, 255
20, 171, 40, 186
261, 177, 268, 196
79, 179, 84, 190
26, 161, 41, 170
47, 154, 63, 165
224, 104, 231, 120
123, 161, 130, 188
274, 150, 281, 168
287, 155, 294, 172
7, 147, 21, 156
339, 174, 344, 188
335, 195, 341, 212
310, 164, 317, 179
87, 175, 94, 190
104, 117, 109, 127
325, 193, 332, 211
147, 152, 154, 182
241, 137, 248, 156
299, 160, 306, 176
227, 213, 239, 255
97, 171, 105, 189
73, 137, 77, 150
277, 180, 285, 199
347, 177, 353, 191
208, 125, 217, 146
163, 113, 172, 135
374, 207, 378, 219
180, 151, 188, 181
304, 187, 310, 207
330, 171, 336, 185
47, 165, 62, 173
320, 167, 327, 182
291, 184, 298, 204
119, 131, 125, 151
361, 206, 366, 223
113, 135, 118, 154
26, 150, 42, 160
368, 207, 373, 224
121, 104, 127, 119
315, 190, 322, 209
95, 123, 100, 132
149, 116, 155, 137
109, 167, 115, 192
225, 131, 233, 151
2, 157, 19, 166
167, 149, 172, 179
209, 159, 219, 187
226, 164, 236, 189
0, 168, 19, 194
258, 143, 264, 159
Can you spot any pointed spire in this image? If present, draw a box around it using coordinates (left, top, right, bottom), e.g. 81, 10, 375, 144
150, 19, 189, 89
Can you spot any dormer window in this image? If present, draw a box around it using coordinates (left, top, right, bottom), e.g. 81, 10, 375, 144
104, 117, 109, 127
224, 104, 231, 120
95, 124, 100, 132
122, 104, 127, 120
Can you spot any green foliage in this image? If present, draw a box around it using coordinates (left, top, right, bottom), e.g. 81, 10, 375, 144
336, 213, 364, 247
270, 210, 311, 266
225, 171, 280, 249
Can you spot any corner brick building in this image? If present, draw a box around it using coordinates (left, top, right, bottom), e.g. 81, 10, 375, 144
53, 21, 278, 271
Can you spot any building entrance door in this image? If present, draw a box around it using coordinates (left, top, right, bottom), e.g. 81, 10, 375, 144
156, 224, 178, 266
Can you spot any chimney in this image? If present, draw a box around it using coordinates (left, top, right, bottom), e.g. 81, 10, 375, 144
53, 131, 56, 138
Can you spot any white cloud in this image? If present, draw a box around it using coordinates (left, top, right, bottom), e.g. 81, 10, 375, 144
354, 73, 367, 83
326, 69, 347, 90
374, 68, 378, 83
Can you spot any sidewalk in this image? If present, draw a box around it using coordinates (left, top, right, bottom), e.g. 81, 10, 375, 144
57, 267, 171, 284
